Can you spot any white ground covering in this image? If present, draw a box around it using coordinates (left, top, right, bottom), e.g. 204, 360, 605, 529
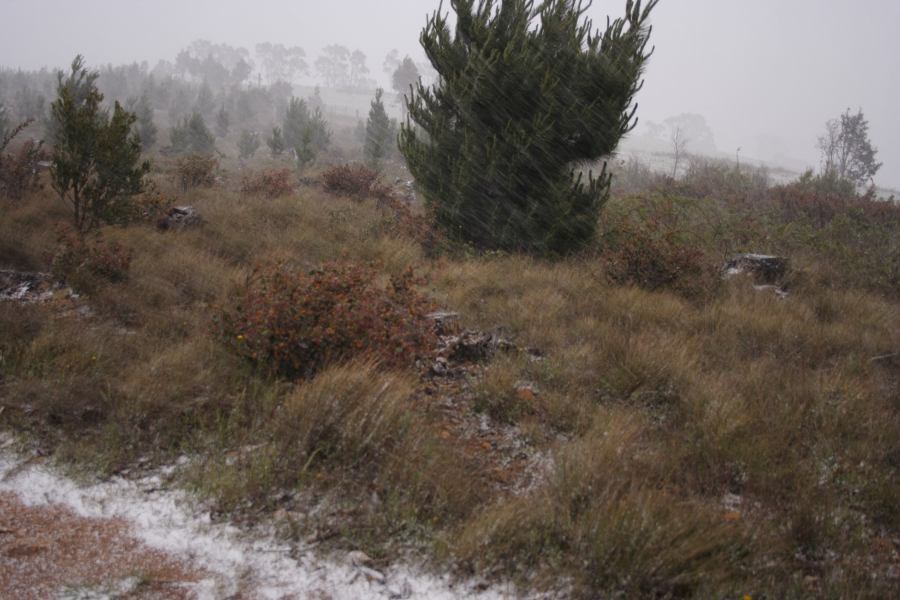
0, 452, 530, 600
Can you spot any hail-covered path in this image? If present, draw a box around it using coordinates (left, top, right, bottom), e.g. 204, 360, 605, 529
0, 448, 534, 600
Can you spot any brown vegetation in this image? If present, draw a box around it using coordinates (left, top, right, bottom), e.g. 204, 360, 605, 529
0, 153, 897, 598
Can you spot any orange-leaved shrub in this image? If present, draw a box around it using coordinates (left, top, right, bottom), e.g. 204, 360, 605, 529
240, 168, 294, 198
599, 211, 714, 297
376, 195, 446, 256
176, 154, 217, 191
322, 163, 389, 199
217, 262, 437, 379
49, 226, 132, 288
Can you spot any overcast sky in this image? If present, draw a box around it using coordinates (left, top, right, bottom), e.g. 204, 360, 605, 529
1, 0, 898, 187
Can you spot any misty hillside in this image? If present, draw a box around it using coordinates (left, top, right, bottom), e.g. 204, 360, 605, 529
1, 1, 898, 599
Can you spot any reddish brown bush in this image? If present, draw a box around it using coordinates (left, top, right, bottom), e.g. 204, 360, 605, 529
0, 119, 47, 201
175, 154, 217, 191
49, 227, 132, 288
600, 214, 714, 297
377, 195, 446, 255
240, 168, 294, 199
322, 163, 389, 199
217, 262, 437, 379
769, 181, 900, 229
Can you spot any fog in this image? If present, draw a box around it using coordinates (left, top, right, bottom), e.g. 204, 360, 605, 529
1, 0, 898, 187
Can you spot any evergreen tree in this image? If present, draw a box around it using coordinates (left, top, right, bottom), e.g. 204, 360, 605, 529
400, 0, 659, 255
364, 88, 395, 171
50, 56, 149, 232
215, 104, 230, 138
282, 97, 330, 170
130, 94, 157, 150
195, 80, 216, 117
267, 126, 285, 157
170, 112, 215, 154
238, 129, 260, 159
0, 103, 9, 143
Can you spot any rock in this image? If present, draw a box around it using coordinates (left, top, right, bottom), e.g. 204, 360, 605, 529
444, 330, 515, 363
431, 356, 450, 377
753, 284, 789, 299
723, 253, 788, 284
347, 550, 373, 568
426, 311, 461, 336
388, 580, 414, 599
359, 566, 386, 585
515, 382, 539, 402
0, 270, 55, 303
156, 205, 203, 230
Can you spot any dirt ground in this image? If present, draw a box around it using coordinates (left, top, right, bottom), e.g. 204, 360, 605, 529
0, 491, 204, 599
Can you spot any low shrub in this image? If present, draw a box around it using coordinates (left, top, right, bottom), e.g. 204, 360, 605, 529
0, 119, 47, 201
175, 154, 217, 191
240, 168, 294, 199
600, 210, 715, 297
376, 195, 446, 255
217, 262, 437, 379
322, 163, 388, 199
49, 227, 132, 289
770, 174, 900, 228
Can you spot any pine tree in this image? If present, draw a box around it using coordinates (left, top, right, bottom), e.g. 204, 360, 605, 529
364, 88, 395, 171
215, 104, 230, 138
50, 56, 149, 232
0, 103, 9, 143
131, 94, 157, 150
238, 129, 260, 159
400, 0, 658, 255
282, 97, 330, 170
170, 112, 215, 154
267, 126, 285, 157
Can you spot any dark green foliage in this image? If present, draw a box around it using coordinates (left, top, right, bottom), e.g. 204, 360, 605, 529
50, 56, 149, 232
194, 81, 216, 117
364, 89, 396, 171
170, 112, 215, 155
0, 103, 9, 142
282, 97, 330, 171
400, 0, 658, 255
267, 126, 285, 157
130, 94, 157, 150
215, 104, 230, 138
238, 129, 260, 159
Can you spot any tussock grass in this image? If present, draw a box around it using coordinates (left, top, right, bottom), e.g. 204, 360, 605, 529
1, 164, 897, 597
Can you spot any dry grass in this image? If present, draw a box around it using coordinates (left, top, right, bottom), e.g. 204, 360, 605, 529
1, 165, 897, 598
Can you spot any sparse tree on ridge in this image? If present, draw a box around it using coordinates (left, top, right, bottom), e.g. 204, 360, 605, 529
255, 43, 308, 84
671, 126, 687, 178
392, 56, 420, 104
315, 45, 350, 88
818, 108, 882, 187
400, 0, 660, 255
